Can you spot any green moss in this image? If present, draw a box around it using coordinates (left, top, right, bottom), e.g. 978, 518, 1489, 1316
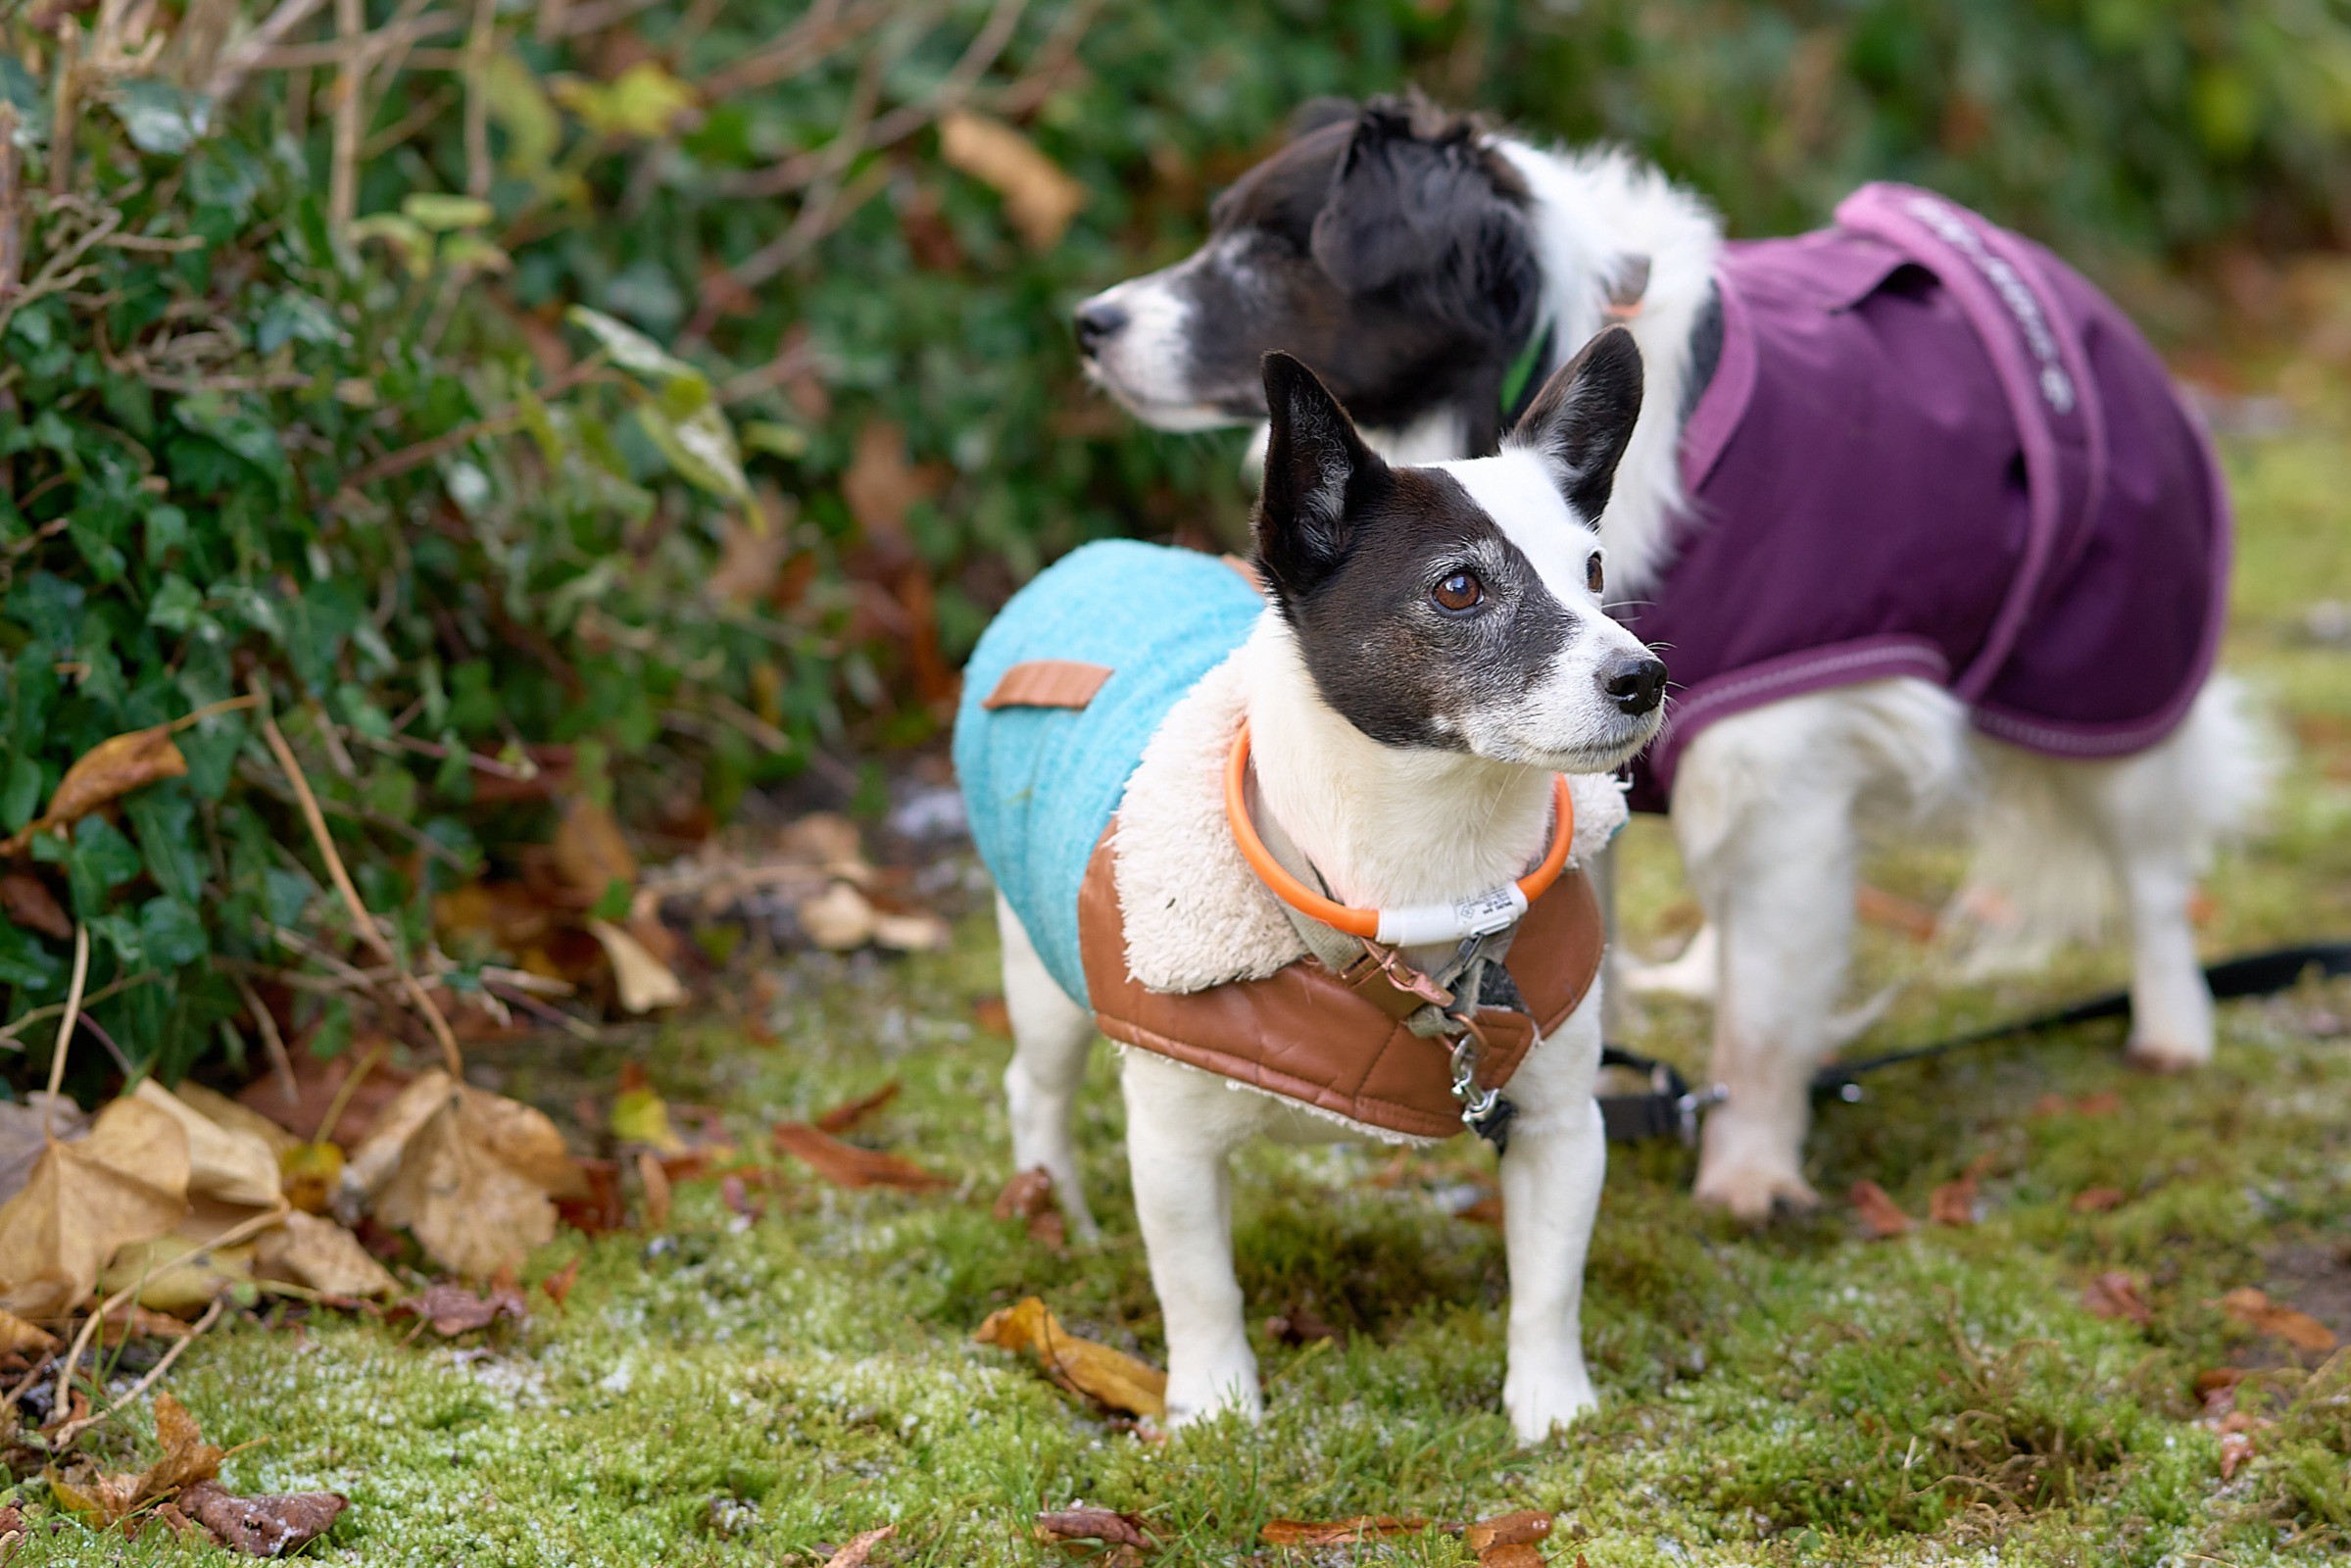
19, 405, 2351, 1566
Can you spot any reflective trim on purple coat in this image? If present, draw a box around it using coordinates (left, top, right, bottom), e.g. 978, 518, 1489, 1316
1622, 183, 2229, 812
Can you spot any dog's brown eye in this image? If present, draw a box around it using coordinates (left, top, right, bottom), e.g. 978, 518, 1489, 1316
1433, 572, 1484, 612
1586, 553, 1605, 595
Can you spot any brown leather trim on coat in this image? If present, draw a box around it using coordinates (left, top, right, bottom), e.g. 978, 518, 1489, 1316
1077, 824, 1604, 1141
982, 660, 1115, 710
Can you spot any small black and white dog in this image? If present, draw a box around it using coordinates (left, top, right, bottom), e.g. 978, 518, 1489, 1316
1075, 96, 2266, 1220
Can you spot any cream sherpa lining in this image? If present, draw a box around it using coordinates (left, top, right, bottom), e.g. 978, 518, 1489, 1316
1109, 649, 1632, 995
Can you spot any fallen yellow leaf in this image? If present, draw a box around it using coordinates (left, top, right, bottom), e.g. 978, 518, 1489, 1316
0, 1097, 190, 1317
587, 918, 686, 1012
255, 1210, 399, 1298
344, 1071, 586, 1279
939, 111, 1087, 250
132, 1081, 282, 1209
0, 724, 187, 855
973, 1297, 1166, 1420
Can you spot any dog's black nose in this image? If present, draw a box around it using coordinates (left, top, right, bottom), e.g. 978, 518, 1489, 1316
1073, 299, 1127, 356
1600, 653, 1668, 715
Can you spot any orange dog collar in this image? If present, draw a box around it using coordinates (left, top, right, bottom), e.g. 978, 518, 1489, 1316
1224, 721, 1575, 946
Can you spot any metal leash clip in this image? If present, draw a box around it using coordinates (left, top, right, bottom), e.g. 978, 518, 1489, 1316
1675, 1081, 1729, 1147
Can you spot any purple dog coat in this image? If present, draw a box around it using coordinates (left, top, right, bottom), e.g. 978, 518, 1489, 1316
1621, 183, 2229, 812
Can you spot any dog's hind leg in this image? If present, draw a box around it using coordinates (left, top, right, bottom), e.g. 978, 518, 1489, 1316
998, 894, 1101, 1241
1497, 989, 1606, 1443
2020, 680, 2272, 1070
1120, 1052, 1263, 1429
1673, 682, 1965, 1220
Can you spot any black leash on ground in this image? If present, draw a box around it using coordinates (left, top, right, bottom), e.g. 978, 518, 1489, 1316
1595, 941, 2351, 1145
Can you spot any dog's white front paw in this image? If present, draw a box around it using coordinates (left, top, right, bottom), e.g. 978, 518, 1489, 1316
1164, 1353, 1262, 1430
2125, 1034, 2212, 1073
1503, 1362, 1596, 1445
1692, 1152, 1819, 1222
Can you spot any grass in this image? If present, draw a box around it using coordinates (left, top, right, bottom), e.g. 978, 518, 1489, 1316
18, 371, 2351, 1566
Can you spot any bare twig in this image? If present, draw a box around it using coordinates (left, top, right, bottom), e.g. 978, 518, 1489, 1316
0, 970, 160, 1048
534, 0, 568, 45
252, 683, 463, 1075
40, 924, 91, 1140
698, 0, 882, 100
231, 974, 299, 1102
328, 0, 364, 238
48, 20, 80, 198
311, 1036, 385, 1144
463, 0, 496, 197
203, 0, 330, 102
335, 357, 601, 493
252, 8, 460, 69
0, 104, 23, 301
84, 1297, 225, 1425
553, 0, 669, 38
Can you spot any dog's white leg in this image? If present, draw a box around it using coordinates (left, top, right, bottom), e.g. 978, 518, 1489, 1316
1496, 990, 1605, 1443
1673, 716, 1860, 1221
997, 894, 1101, 1241
2111, 839, 2212, 1070
1120, 1052, 1262, 1428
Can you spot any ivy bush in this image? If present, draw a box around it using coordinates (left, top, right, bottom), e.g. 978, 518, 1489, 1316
0, 0, 2345, 1088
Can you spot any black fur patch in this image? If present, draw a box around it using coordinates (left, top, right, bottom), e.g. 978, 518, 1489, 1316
1254, 354, 1585, 752
1171, 95, 1539, 452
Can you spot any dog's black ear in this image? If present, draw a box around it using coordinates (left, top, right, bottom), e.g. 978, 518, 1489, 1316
1288, 96, 1359, 137
1506, 325, 1644, 521
1306, 98, 1539, 454
1254, 352, 1383, 598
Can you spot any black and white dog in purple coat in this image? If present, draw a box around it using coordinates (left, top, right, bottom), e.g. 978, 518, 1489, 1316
1073, 96, 2268, 1220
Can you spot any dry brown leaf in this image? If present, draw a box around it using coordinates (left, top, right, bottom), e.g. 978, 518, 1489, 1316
0, 871, 70, 938
0, 1095, 191, 1317
821, 1525, 896, 1568
2219, 1428, 2257, 1480
798, 882, 878, 951
939, 111, 1087, 250
815, 1081, 902, 1135
773, 1123, 947, 1191
2071, 1186, 2127, 1213
540, 1256, 582, 1309
181, 1478, 349, 1556
840, 422, 946, 544
720, 1173, 764, 1223
0, 1093, 90, 1204
254, 1210, 399, 1298
587, 918, 686, 1012
1464, 1510, 1553, 1554
0, 1306, 57, 1355
993, 1167, 1066, 1250
49, 1392, 224, 1528
1480, 1547, 1544, 1568
1854, 883, 1938, 941
1264, 1303, 1344, 1347
2220, 1287, 2339, 1352
0, 723, 187, 855
635, 1150, 673, 1232
346, 1071, 587, 1278
100, 1232, 256, 1315
1259, 1516, 1426, 1547
1036, 1508, 1153, 1549
553, 795, 637, 905
1929, 1154, 1993, 1227
872, 910, 950, 952
132, 1081, 282, 1209
974, 1297, 1167, 1420
1849, 1180, 1915, 1239
1457, 1191, 1505, 1227
171, 1084, 300, 1159
973, 997, 1011, 1036
2083, 1271, 2154, 1327
391, 1281, 527, 1337
707, 511, 794, 606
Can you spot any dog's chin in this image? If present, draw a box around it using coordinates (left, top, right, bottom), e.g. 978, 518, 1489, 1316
1488, 714, 1664, 775
1082, 363, 1254, 433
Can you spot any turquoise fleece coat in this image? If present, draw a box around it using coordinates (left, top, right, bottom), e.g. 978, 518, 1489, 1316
953, 541, 1265, 1005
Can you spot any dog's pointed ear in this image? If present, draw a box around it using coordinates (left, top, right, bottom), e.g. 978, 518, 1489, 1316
1288, 96, 1359, 137
1506, 325, 1644, 521
1254, 352, 1382, 598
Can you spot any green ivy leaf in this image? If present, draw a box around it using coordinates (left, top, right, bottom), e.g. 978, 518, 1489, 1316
138, 894, 209, 967
0, 924, 61, 990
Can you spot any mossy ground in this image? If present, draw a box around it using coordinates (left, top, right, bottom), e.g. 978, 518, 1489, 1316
22, 379, 2351, 1566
